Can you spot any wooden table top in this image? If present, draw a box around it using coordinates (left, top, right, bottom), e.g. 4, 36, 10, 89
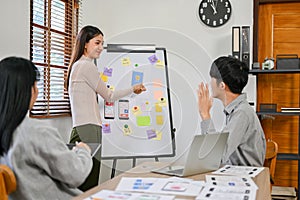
73, 161, 271, 200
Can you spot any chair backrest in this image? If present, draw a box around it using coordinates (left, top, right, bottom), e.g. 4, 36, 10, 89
264, 139, 278, 184
0, 165, 17, 200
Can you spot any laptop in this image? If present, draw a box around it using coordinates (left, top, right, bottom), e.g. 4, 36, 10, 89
151, 132, 229, 177
67, 143, 101, 157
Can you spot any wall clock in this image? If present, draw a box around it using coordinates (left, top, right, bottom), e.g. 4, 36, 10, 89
198, 0, 232, 28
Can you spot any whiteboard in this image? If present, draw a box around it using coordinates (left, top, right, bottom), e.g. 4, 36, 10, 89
96, 44, 175, 159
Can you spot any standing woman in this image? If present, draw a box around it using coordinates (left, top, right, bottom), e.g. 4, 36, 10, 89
66, 25, 146, 191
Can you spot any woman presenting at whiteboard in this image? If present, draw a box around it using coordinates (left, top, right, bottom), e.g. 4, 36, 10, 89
65, 25, 146, 191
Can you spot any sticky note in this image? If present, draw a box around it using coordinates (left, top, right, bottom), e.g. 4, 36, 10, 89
136, 116, 151, 126
131, 71, 144, 86
153, 79, 162, 88
102, 123, 111, 134
132, 106, 142, 116
156, 59, 164, 68
103, 67, 113, 77
100, 73, 108, 82
148, 54, 158, 65
156, 115, 163, 125
141, 101, 150, 111
108, 85, 115, 91
123, 124, 132, 136
146, 129, 157, 139
155, 103, 162, 112
121, 57, 131, 66
159, 97, 167, 107
152, 131, 162, 141
153, 90, 163, 100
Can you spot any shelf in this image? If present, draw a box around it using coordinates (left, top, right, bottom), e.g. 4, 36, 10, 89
250, 69, 300, 74
277, 153, 300, 160
257, 111, 300, 116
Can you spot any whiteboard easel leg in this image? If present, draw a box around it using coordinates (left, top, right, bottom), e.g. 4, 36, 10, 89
111, 159, 117, 179
132, 158, 136, 168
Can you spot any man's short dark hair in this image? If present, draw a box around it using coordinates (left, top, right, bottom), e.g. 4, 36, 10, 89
209, 56, 249, 94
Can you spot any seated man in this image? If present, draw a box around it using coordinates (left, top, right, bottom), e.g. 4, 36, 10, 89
198, 56, 266, 166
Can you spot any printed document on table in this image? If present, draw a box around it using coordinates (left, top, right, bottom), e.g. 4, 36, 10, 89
115, 177, 205, 197
196, 185, 257, 200
195, 175, 258, 200
212, 165, 264, 177
205, 175, 258, 189
84, 189, 175, 200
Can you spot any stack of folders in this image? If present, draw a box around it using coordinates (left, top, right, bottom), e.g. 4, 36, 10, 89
281, 107, 300, 113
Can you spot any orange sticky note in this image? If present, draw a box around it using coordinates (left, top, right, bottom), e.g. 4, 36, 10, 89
154, 90, 163, 100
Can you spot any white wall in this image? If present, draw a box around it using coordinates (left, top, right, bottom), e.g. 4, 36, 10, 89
0, 1, 73, 142
81, 0, 254, 180
0, 0, 253, 183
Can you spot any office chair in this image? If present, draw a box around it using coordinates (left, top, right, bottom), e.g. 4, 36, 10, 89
264, 139, 278, 184
0, 164, 17, 200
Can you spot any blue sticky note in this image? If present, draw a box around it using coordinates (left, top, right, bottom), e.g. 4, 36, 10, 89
148, 54, 158, 65
131, 71, 144, 86
147, 129, 157, 139
103, 67, 113, 77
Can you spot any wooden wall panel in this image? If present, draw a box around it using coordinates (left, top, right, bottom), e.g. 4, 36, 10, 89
273, 15, 300, 28
274, 43, 300, 58
274, 160, 298, 188
274, 29, 300, 43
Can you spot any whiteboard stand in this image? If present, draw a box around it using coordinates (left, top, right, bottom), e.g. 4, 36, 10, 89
97, 44, 176, 179
111, 159, 117, 179
110, 156, 160, 178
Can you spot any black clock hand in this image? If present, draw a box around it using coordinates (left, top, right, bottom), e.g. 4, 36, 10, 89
210, 1, 217, 15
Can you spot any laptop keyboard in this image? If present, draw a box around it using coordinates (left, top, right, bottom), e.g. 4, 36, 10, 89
167, 168, 184, 174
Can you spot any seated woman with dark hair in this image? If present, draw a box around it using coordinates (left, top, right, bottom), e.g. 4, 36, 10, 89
0, 56, 93, 199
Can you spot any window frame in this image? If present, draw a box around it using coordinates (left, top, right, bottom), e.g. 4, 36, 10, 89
29, 0, 81, 118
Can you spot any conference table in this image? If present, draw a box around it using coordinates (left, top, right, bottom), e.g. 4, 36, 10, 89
73, 162, 271, 200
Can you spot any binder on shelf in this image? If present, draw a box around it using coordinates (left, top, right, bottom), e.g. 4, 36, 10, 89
232, 26, 240, 60
241, 26, 250, 68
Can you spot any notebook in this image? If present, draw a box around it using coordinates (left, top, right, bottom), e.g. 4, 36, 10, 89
151, 132, 229, 177
66, 143, 101, 157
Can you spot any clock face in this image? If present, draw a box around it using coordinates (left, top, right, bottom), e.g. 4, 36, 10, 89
198, 0, 232, 28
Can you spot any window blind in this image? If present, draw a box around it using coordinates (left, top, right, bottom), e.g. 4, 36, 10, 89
30, 0, 82, 118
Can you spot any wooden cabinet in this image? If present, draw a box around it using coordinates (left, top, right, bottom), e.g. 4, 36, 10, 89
253, 1, 300, 192
251, 69, 300, 190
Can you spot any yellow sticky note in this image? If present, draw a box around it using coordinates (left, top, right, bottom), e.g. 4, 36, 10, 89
156, 115, 163, 125
159, 97, 167, 107
155, 103, 162, 112
121, 57, 131, 66
136, 116, 151, 126
100, 73, 108, 82
108, 85, 115, 91
123, 124, 132, 136
132, 106, 142, 116
156, 59, 164, 68
153, 131, 162, 141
